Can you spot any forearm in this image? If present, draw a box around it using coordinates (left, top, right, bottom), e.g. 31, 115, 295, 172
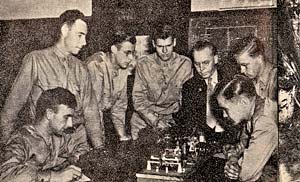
68, 124, 90, 158
111, 102, 127, 138
81, 68, 105, 148
0, 162, 43, 182
84, 109, 105, 148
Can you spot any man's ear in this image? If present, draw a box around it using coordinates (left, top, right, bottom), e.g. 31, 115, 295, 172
46, 108, 54, 120
152, 40, 156, 48
256, 54, 264, 63
61, 23, 69, 38
214, 55, 219, 64
173, 38, 176, 47
239, 95, 251, 106
111, 45, 118, 54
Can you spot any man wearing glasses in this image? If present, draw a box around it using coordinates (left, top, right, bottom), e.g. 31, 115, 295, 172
86, 31, 136, 146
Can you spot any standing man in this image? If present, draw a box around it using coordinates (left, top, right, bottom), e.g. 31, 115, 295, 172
174, 40, 237, 144
0, 10, 104, 149
0, 88, 89, 182
230, 35, 277, 116
130, 23, 193, 140
216, 75, 278, 181
86, 31, 136, 144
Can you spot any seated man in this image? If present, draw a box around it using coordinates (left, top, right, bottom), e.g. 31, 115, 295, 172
0, 87, 89, 182
86, 31, 136, 144
215, 75, 278, 181
174, 40, 239, 147
130, 22, 192, 141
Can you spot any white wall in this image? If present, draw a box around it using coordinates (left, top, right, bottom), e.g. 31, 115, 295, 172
0, 0, 92, 20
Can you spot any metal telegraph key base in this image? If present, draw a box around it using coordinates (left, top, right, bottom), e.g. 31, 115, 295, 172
145, 132, 208, 174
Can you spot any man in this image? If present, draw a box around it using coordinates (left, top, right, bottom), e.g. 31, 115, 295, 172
230, 35, 277, 116
216, 75, 278, 181
130, 23, 193, 140
0, 87, 89, 182
174, 40, 237, 142
0, 10, 104, 148
86, 31, 136, 143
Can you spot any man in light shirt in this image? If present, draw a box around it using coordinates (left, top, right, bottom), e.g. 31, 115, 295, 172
130, 22, 192, 140
0, 88, 89, 182
216, 75, 278, 181
0, 10, 104, 149
230, 35, 277, 118
86, 31, 136, 146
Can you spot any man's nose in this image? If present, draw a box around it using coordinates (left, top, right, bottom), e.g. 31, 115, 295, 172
128, 53, 134, 61
81, 37, 87, 46
240, 66, 246, 74
66, 117, 73, 128
199, 64, 205, 71
223, 111, 228, 118
162, 46, 168, 53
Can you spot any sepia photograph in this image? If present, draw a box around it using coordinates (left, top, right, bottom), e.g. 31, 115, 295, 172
0, 0, 285, 181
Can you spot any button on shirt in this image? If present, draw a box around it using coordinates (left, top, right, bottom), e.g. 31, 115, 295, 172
130, 52, 193, 139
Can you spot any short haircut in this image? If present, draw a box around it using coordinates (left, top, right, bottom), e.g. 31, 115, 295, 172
209, 75, 256, 129
152, 22, 175, 42
36, 87, 77, 120
54, 9, 87, 41
230, 35, 265, 59
111, 31, 136, 49
220, 74, 257, 100
192, 40, 217, 56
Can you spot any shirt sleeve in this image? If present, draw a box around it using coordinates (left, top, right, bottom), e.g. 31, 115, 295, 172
0, 53, 38, 141
132, 62, 158, 126
65, 124, 90, 160
267, 68, 277, 101
79, 64, 105, 149
239, 116, 278, 181
111, 82, 128, 140
0, 137, 51, 182
86, 59, 105, 110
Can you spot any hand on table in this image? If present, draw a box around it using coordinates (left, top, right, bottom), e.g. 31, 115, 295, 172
51, 165, 82, 182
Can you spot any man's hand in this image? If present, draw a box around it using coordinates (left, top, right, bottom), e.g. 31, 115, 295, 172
146, 112, 159, 127
224, 159, 240, 180
51, 165, 82, 182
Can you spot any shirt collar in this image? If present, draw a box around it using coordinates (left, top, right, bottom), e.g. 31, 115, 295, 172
154, 52, 177, 67
107, 53, 122, 77
52, 46, 72, 59
205, 69, 218, 86
256, 62, 273, 87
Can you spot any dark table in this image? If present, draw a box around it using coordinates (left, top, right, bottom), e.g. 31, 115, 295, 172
77, 145, 237, 182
